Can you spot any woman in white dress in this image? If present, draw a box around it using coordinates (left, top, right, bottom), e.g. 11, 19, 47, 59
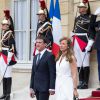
55, 37, 78, 100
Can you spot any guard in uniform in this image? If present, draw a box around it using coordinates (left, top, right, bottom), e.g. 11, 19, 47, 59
34, 9, 53, 55
0, 19, 17, 100
72, 2, 96, 89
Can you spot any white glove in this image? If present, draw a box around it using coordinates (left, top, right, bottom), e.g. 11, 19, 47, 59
7, 51, 14, 65
95, 7, 100, 15
85, 39, 94, 52
70, 31, 74, 38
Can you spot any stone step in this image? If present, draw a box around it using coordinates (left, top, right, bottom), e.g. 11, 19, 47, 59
78, 88, 96, 98
80, 97, 100, 100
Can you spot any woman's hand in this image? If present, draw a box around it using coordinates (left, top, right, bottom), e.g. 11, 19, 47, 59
73, 89, 79, 97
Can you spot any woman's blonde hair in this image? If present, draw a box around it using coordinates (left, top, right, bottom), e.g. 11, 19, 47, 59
56, 37, 74, 63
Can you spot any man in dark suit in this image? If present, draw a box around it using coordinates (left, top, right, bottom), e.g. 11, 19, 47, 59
93, 7, 100, 90
94, 21, 100, 90
30, 36, 56, 100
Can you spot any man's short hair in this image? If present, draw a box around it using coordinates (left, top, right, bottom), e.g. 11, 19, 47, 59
36, 36, 47, 44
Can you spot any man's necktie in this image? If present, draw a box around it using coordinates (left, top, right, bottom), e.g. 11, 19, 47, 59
36, 53, 41, 65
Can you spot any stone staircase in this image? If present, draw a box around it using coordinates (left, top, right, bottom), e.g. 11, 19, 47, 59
80, 90, 100, 100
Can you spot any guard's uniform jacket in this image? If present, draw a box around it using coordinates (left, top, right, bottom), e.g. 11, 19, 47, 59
36, 20, 53, 49
0, 30, 17, 77
74, 14, 91, 33
1, 30, 15, 51
73, 14, 95, 51
72, 14, 96, 67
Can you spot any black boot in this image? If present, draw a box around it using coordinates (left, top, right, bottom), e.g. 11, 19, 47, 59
5, 95, 10, 100
96, 80, 100, 91
77, 67, 84, 89
0, 78, 7, 99
4, 78, 12, 100
80, 81, 88, 89
77, 81, 83, 89
96, 87, 100, 90
80, 67, 90, 89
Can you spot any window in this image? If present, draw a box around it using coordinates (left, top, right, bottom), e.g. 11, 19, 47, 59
12, 0, 38, 62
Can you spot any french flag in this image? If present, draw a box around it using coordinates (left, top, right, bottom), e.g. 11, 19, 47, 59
52, 0, 62, 57
49, 0, 54, 23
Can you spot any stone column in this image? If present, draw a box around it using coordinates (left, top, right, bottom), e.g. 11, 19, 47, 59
0, 0, 11, 22
0, 0, 5, 21
67, 0, 74, 37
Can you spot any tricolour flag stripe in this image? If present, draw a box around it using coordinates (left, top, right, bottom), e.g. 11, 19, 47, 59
52, 0, 62, 57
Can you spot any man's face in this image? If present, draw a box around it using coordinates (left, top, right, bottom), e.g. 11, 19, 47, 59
36, 39, 46, 52
79, 7, 87, 14
1, 24, 9, 31
38, 14, 46, 21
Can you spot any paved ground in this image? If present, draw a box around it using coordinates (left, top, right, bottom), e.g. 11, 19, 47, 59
0, 81, 97, 100
12, 87, 55, 100
0, 69, 31, 98
11, 87, 96, 100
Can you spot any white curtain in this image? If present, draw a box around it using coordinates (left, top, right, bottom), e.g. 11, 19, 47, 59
14, 0, 27, 61
14, 0, 38, 61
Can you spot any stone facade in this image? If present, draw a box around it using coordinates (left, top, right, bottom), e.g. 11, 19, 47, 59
0, 0, 11, 24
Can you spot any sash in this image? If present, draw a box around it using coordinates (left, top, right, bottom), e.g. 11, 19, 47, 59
73, 33, 89, 51
0, 30, 12, 42
37, 22, 51, 36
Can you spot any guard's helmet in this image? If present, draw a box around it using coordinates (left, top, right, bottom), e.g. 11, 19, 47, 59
1, 19, 10, 25
78, 2, 87, 8
37, 9, 45, 15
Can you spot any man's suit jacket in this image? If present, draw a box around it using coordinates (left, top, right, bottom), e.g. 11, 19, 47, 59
30, 50, 56, 92
94, 21, 100, 50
